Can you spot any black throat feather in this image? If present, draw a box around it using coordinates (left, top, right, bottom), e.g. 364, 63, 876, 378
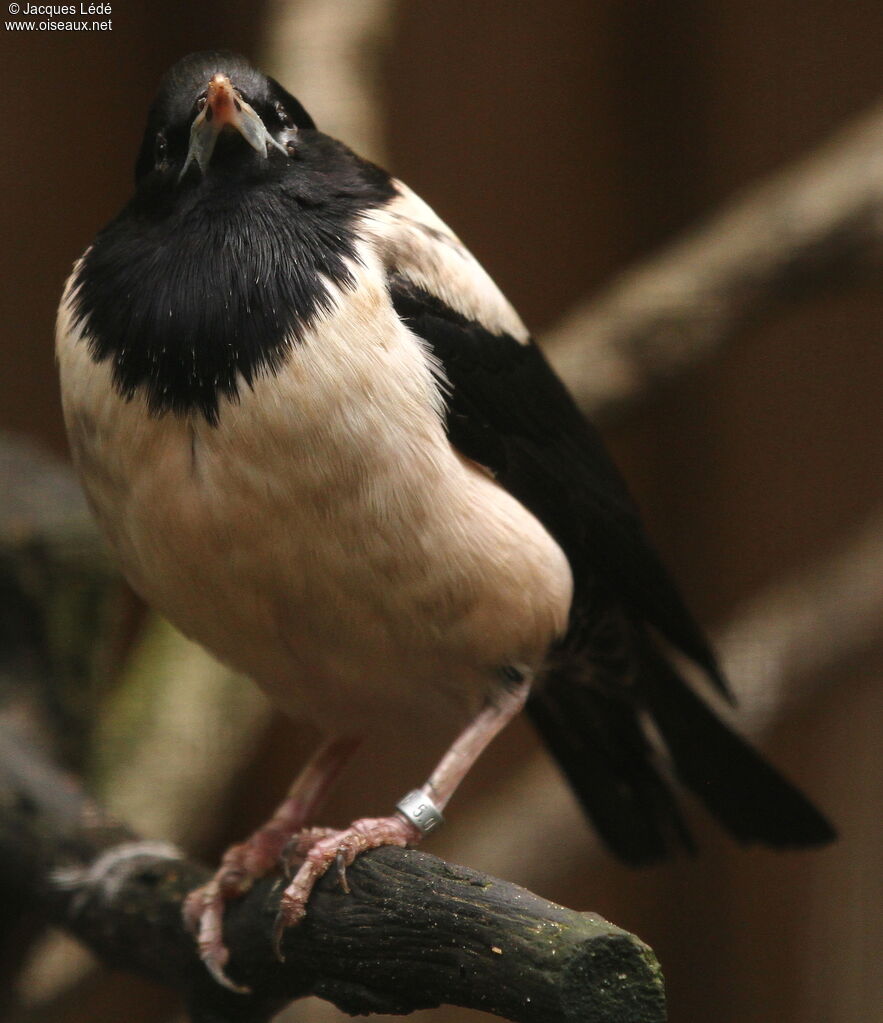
72, 137, 395, 425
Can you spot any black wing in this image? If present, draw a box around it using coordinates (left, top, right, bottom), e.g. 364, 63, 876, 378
390, 274, 725, 686
388, 272, 834, 865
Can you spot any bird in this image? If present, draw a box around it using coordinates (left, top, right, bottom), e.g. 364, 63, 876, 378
56, 50, 835, 991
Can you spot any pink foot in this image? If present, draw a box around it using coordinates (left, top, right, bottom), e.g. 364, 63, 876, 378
273, 816, 422, 958
182, 736, 360, 991
183, 824, 299, 992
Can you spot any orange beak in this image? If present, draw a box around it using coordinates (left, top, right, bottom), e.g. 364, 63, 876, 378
181, 73, 287, 179
203, 74, 241, 129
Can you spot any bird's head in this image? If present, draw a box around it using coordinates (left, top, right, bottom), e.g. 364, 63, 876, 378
73, 51, 393, 423
134, 51, 315, 187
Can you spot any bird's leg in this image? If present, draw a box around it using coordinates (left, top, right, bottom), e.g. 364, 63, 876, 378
274, 672, 531, 953
421, 669, 531, 808
183, 734, 360, 992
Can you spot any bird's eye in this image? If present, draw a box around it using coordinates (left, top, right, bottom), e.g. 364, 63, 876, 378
275, 101, 295, 130
154, 131, 168, 168
196, 93, 207, 113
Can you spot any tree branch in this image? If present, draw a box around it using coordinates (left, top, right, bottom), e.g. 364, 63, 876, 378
0, 727, 665, 1023
543, 101, 883, 417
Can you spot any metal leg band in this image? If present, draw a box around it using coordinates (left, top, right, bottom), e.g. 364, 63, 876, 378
395, 788, 445, 835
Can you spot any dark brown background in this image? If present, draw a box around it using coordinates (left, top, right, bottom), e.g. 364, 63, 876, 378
2, 3, 881, 1022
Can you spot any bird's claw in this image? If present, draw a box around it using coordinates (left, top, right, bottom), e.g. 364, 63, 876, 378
204, 951, 251, 995
188, 817, 423, 974
335, 849, 351, 893
182, 833, 289, 994
271, 816, 422, 959
272, 908, 289, 963
183, 884, 251, 994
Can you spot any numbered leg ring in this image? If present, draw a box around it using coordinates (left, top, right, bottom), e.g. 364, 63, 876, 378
395, 789, 445, 835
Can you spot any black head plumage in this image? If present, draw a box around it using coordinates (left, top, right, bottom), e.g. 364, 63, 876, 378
134, 51, 315, 184
71, 51, 394, 424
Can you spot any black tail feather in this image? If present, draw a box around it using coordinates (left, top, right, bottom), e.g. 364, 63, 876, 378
530, 629, 835, 865
527, 676, 696, 866
634, 635, 836, 849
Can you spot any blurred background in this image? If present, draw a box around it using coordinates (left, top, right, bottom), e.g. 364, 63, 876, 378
1, 2, 882, 1022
